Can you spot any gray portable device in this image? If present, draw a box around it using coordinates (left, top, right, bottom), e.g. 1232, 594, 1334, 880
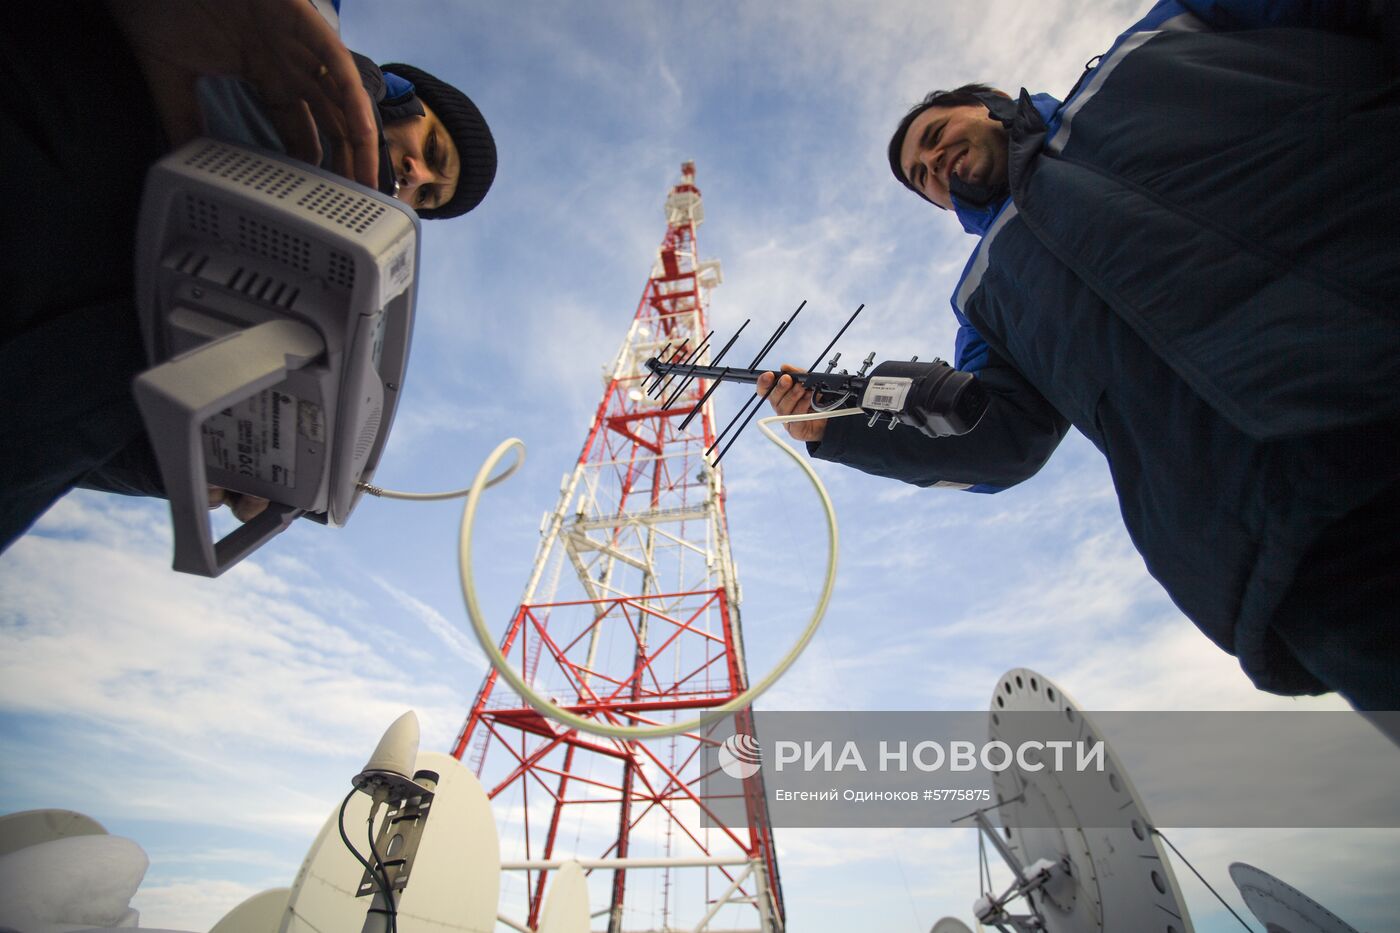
133, 139, 419, 577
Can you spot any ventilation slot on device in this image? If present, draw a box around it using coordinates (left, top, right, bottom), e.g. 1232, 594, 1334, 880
355, 405, 383, 460
184, 143, 307, 199
225, 267, 299, 309
327, 250, 357, 290
297, 183, 387, 234
184, 195, 220, 237
175, 251, 210, 277
235, 214, 311, 273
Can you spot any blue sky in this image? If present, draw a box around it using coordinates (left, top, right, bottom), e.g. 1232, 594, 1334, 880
2, 1, 1396, 930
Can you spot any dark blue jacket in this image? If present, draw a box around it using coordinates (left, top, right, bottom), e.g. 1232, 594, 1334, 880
813, 0, 1400, 693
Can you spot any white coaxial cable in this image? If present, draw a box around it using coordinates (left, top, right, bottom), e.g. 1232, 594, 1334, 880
456, 408, 863, 739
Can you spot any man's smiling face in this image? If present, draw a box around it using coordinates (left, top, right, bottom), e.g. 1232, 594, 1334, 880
382, 100, 460, 212
898, 101, 1009, 210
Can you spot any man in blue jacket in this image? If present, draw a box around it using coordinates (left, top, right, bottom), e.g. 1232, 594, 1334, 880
761, 0, 1400, 709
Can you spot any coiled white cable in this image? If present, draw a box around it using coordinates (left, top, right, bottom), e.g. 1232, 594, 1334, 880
358, 452, 522, 500
457, 408, 864, 739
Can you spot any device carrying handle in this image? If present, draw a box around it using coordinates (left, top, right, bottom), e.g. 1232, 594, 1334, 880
132, 318, 325, 577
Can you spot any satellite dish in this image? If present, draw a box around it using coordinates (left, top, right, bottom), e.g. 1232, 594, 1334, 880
1229, 862, 1360, 933
0, 834, 146, 932
986, 668, 1193, 933
208, 887, 290, 933
535, 860, 590, 933
281, 751, 500, 932
0, 809, 107, 858
931, 918, 974, 933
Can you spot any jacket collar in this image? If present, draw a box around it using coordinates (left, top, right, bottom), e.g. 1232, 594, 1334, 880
379, 70, 426, 124
951, 91, 1061, 236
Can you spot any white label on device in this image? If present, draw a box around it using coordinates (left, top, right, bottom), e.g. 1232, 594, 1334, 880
297, 400, 325, 444
862, 376, 912, 412
383, 243, 413, 304
202, 390, 298, 487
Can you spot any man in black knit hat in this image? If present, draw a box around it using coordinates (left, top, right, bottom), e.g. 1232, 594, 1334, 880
375, 62, 496, 220
192, 50, 497, 223
0, 0, 499, 548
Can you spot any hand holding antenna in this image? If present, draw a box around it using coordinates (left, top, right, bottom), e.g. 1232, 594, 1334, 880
756, 366, 827, 443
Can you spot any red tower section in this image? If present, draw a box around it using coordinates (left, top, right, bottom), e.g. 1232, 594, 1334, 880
453, 164, 784, 933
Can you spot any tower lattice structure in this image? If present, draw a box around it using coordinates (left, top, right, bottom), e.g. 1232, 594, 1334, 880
452, 164, 784, 933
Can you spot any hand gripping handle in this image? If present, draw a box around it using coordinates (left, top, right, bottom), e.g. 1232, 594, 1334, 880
132, 319, 325, 577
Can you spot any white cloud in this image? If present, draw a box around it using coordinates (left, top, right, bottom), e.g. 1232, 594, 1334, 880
760, 638, 910, 712
0, 493, 469, 836
375, 574, 486, 670
130, 878, 271, 933
378, 391, 504, 459
0, 498, 457, 759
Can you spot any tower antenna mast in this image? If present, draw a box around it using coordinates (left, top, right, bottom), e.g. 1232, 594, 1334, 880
453, 163, 785, 933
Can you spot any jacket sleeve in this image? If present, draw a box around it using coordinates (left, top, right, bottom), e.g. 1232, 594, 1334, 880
808, 347, 1070, 493
1179, 0, 1384, 34
77, 433, 167, 499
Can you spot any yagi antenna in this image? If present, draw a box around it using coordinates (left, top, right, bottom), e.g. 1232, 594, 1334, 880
707, 300, 807, 458
660, 334, 716, 408
645, 340, 691, 396
666, 319, 751, 415
645, 300, 990, 464
657, 331, 715, 405
804, 303, 864, 377
716, 301, 856, 462
713, 302, 863, 465
678, 319, 752, 431
650, 331, 713, 399
641, 341, 675, 393
712, 300, 805, 440
645, 340, 694, 394
708, 302, 865, 466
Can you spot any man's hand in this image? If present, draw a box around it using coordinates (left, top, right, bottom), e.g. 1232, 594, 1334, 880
106, 0, 379, 188
208, 486, 270, 523
756, 365, 828, 443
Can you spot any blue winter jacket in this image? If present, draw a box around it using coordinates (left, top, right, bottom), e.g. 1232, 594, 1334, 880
811, 0, 1400, 693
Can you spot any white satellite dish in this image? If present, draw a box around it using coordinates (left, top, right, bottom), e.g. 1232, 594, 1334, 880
281, 750, 500, 932
0, 809, 107, 858
931, 918, 974, 933
981, 668, 1193, 933
1229, 862, 1360, 933
208, 887, 290, 933
535, 860, 590, 933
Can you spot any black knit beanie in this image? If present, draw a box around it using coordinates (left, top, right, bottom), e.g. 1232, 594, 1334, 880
380, 62, 497, 219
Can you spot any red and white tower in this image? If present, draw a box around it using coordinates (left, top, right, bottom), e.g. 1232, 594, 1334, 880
452, 164, 784, 933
